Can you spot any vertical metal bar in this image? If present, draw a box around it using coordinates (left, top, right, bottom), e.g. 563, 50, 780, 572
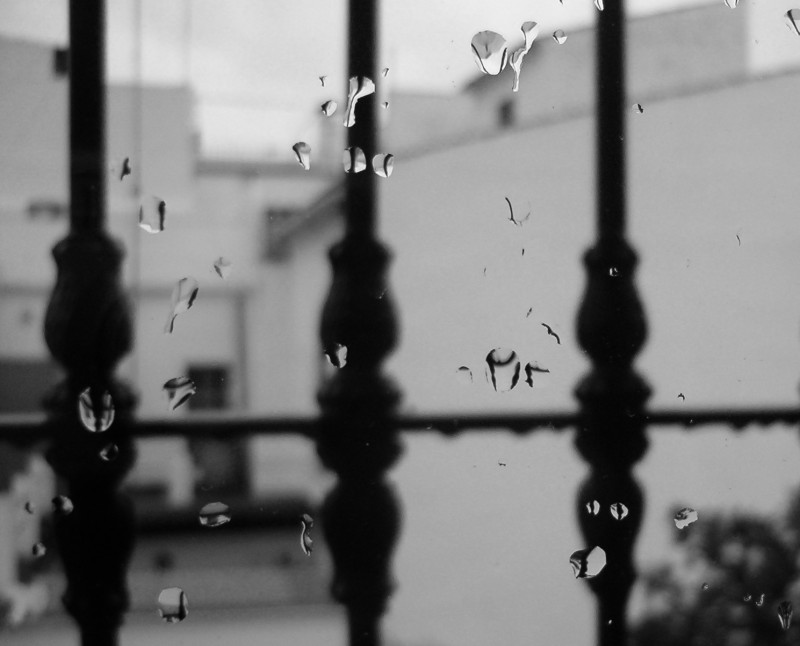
574, 2, 650, 645
316, 1, 402, 645
43, 2, 137, 645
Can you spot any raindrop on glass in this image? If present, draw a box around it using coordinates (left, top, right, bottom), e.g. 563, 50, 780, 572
484, 348, 521, 392
292, 142, 311, 170
24, 502, 35, 514
778, 601, 793, 630
99, 443, 119, 462
788, 10, 800, 36
343, 76, 375, 127
32, 543, 46, 558
553, 30, 567, 45
300, 513, 314, 556
164, 277, 199, 334
585, 500, 600, 516
594, 0, 604, 10
138, 196, 166, 234
319, 75, 327, 87
744, 594, 752, 602
198, 502, 231, 528
673, 507, 698, 529
456, 366, 473, 385
157, 587, 188, 623
524, 362, 550, 387
163, 377, 197, 411
470, 31, 509, 75
381, 67, 389, 77
609, 267, 619, 277
321, 100, 338, 117
610, 502, 629, 520
372, 153, 394, 178
509, 22, 538, 92
77, 387, 115, 433
701, 582, 709, 591
52, 495, 74, 516
119, 157, 131, 181
324, 343, 348, 368
343, 147, 366, 174
569, 546, 607, 578
633, 103, 644, 114
382, 101, 389, 109
213, 257, 232, 279
756, 593, 765, 607
723, 0, 738, 7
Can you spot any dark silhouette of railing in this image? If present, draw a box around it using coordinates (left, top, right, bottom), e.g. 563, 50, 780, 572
1, 1, 798, 645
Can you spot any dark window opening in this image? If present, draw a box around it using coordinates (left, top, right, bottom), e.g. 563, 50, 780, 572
187, 365, 229, 411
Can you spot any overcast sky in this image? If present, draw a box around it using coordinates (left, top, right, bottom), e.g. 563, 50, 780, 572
0, 0, 714, 155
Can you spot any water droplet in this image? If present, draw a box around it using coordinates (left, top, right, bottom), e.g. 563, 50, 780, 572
553, 30, 567, 45
633, 103, 644, 114
163, 377, 197, 411
321, 100, 338, 116
343, 76, 375, 127
673, 507, 698, 529
164, 277, 199, 334
292, 142, 311, 170
157, 587, 188, 623
24, 502, 35, 514
702, 583, 709, 591
52, 495, 74, 516
609, 267, 619, 277
778, 601, 793, 630
99, 443, 119, 462
381, 101, 389, 109
610, 502, 629, 520
119, 157, 131, 181
32, 543, 46, 558
343, 147, 366, 173
372, 153, 394, 178
319, 75, 326, 87
198, 502, 231, 528
744, 594, 752, 602
594, 0, 604, 10
324, 343, 348, 368
756, 593, 765, 607
138, 196, 166, 234
723, 0, 738, 7
456, 366, 473, 385
509, 22, 539, 92
300, 513, 314, 556
381, 67, 389, 77
77, 387, 115, 433
470, 31, 509, 75
787, 10, 800, 35
524, 361, 550, 387
569, 546, 607, 578
484, 348, 521, 392
585, 500, 600, 515
213, 257, 232, 279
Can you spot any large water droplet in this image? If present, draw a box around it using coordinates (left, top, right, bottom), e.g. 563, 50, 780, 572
485, 348, 521, 392
198, 502, 231, 528
470, 31, 508, 75
24, 502, 35, 514
524, 361, 550, 387
99, 443, 119, 462
300, 513, 314, 556
570, 546, 607, 578
163, 377, 197, 411
778, 601, 793, 630
723, 0, 738, 7
32, 543, 46, 558
157, 587, 188, 623
744, 594, 752, 602
633, 103, 644, 114
139, 196, 166, 234
118, 157, 132, 181
52, 495, 74, 516
553, 30, 567, 45
673, 507, 698, 529
509, 22, 538, 92
319, 75, 327, 87
456, 366, 473, 385
343, 147, 366, 173
292, 142, 311, 170
585, 500, 600, 516
77, 387, 115, 433
343, 76, 375, 127
372, 153, 394, 178
756, 593, 765, 607
381, 101, 389, 109
164, 277, 199, 334
787, 10, 800, 35
213, 257, 232, 279
324, 343, 348, 368
594, 0, 604, 10
701, 582, 709, 591
610, 502, 629, 520
321, 100, 338, 116
381, 67, 389, 77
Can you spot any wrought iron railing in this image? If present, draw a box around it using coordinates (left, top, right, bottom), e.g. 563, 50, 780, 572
1, 1, 798, 646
